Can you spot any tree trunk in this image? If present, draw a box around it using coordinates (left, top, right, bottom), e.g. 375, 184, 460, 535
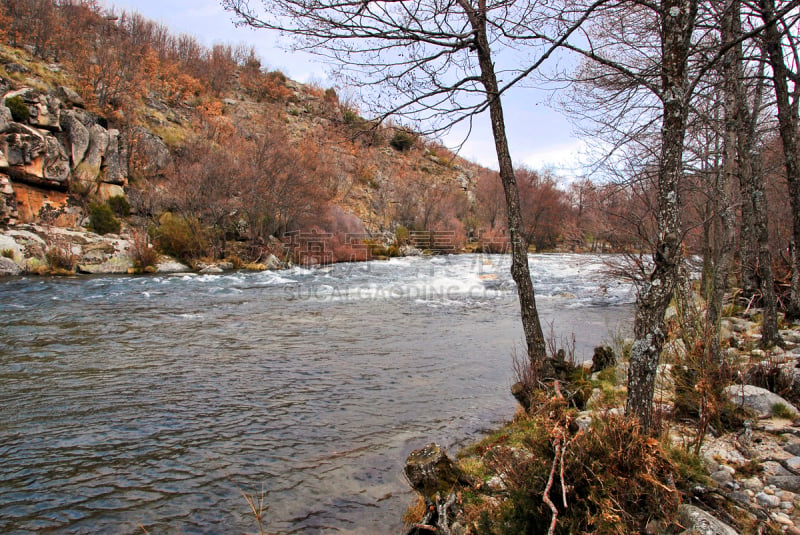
707, 0, 740, 361
739, 186, 759, 297
735, 21, 781, 346
626, 0, 697, 433
759, 0, 800, 321
462, 1, 547, 365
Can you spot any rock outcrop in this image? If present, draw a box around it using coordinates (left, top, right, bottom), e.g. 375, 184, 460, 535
1, 85, 129, 223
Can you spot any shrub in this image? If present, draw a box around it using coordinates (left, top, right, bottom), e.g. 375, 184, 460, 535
44, 237, 77, 273
1, 248, 14, 259
390, 129, 416, 151
323, 87, 338, 104
88, 202, 121, 235
342, 108, 360, 124
107, 195, 130, 217
128, 229, 159, 271
153, 212, 208, 263
5, 95, 29, 123
395, 225, 409, 245
466, 411, 681, 534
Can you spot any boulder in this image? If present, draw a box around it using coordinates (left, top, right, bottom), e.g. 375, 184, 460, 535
1, 124, 70, 188
264, 254, 282, 270
95, 183, 124, 201
156, 258, 190, 273
56, 86, 85, 108
404, 443, 462, 499
0, 102, 12, 133
60, 110, 90, 166
724, 385, 799, 418
77, 257, 132, 274
756, 492, 782, 508
766, 475, 800, 493
0, 256, 20, 276
677, 504, 739, 535
101, 129, 126, 185
73, 124, 109, 187
28, 94, 60, 131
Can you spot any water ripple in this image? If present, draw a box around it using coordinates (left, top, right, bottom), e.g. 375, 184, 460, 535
0, 254, 632, 533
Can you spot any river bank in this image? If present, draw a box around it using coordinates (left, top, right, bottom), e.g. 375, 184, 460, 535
401, 307, 800, 534
0, 223, 288, 277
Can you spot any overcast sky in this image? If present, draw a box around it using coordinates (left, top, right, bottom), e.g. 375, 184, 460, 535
105, 0, 585, 179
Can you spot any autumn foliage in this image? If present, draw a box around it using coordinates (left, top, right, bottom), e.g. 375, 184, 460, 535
0, 0, 721, 264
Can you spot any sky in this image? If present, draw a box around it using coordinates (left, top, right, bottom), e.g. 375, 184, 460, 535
105, 0, 585, 180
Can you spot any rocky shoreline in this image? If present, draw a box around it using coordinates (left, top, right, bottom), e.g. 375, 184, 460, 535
402, 311, 800, 534
0, 223, 285, 277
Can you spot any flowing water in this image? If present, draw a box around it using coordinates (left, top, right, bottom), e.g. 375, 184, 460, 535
0, 254, 634, 534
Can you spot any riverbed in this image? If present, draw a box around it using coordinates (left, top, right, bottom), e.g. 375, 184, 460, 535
0, 253, 633, 534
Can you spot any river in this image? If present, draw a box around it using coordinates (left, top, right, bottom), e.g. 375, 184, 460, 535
0, 253, 633, 534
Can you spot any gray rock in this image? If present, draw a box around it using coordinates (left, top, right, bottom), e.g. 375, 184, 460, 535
786, 457, 800, 472
677, 504, 739, 535
200, 265, 224, 274
77, 259, 131, 274
264, 254, 281, 270
95, 183, 124, 201
0, 174, 17, 225
723, 384, 799, 418
56, 86, 84, 108
756, 492, 782, 508
486, 475, 506, 492
663, 338, 687, 361
101, 129, 126, 185
4, 63, 30, 74
742, 477, 764, 491
156, 259, 190, 273
711, 469, 733, 485
0, 102, 12, 133
766, 476, 800, 493
0, 256, 21, 276
730, 490, 752, 505
574, 412, 593, 432
28, 95, 60, 131
785, 442, 800, 457
764, 461, 793, 477
74, 124, 108, 187
60, 110, 90, 166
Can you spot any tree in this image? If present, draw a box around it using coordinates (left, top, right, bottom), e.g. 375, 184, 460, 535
220, 0, 610, 368
757, 0, 800, 321
558, 0, 800, 429
553, 0, 698, 431
517, 168, 571, 251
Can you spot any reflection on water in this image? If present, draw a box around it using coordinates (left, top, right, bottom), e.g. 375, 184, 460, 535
0, 254, 633, 534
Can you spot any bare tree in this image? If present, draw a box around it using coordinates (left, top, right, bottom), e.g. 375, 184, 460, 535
220, 0, 611, 367
757, 0, 800, 321
554, 0, 798, 430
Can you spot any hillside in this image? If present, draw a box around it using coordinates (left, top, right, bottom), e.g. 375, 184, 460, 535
0, 0, 494, 274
